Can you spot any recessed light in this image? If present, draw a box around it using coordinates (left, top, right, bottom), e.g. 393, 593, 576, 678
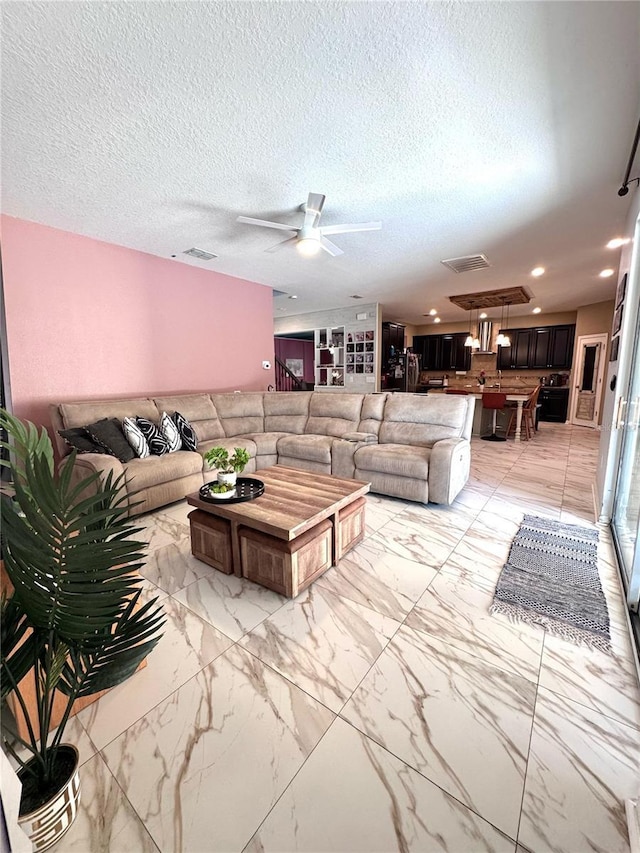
479, 312, 487, 319
532, 307, 542, 314
531, 267, 545, 277
606, 238, 629, 249
288, 295, 298, 299
599, 268, 615, 278
428, 309, 437, 316
433, 317, 441, 324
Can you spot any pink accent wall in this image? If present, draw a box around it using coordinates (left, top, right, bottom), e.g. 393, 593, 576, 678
1, 216, 275, 428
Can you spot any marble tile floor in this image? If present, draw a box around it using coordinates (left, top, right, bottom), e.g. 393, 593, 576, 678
51, 423, 640, 853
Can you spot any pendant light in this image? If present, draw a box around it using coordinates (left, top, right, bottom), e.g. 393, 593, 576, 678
496, 299, 511, 348
471, 306, 481, 350
464, 302, 474, 347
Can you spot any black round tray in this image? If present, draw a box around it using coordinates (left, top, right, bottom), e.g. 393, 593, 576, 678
199, 477, 264, 504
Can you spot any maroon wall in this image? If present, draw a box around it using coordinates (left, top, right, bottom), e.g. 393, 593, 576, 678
274, 338, 314, 383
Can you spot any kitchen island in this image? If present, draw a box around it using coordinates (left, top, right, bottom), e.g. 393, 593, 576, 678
426, 387, 534, 442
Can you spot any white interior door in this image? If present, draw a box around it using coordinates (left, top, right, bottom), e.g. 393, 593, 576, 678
570, 333, 608, 428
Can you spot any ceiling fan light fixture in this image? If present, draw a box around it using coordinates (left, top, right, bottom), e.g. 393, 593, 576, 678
296, 236, 321, 257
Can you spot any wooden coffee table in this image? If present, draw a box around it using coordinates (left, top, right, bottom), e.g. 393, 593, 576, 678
186, 466, 369, 598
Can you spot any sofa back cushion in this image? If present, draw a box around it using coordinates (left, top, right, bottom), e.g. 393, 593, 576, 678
212, 393, 265, 437
264, 392, 311, 434
52, 398, 159, 458
379, 394, 468, 447
305, 393, 364, 437
153, 394, 225, 442
59, 398, 159, 431
358, 393, 387, 436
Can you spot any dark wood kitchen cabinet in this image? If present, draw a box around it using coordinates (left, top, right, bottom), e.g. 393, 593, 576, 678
382, 322, 405, 371
497, 324, 575, 371
413, 333, 471, 371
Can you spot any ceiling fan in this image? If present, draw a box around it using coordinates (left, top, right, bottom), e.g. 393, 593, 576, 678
237, 192, 382, 257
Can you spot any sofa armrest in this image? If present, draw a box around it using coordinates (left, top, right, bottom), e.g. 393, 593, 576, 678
331, 438, 375, 479
58, 453, 128, 510
428, 438, 470, 505
341, 432, 378, 444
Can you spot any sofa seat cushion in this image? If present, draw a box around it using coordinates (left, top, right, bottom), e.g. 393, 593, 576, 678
276, 434, 335, 464
241, 432, 289, 456
124, 450, 203, 491
354, 443, 431, 479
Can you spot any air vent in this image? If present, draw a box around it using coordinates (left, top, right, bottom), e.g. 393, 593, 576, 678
441, 254, 491, 274
350, 294, 364, 299
183, 247, 218, 261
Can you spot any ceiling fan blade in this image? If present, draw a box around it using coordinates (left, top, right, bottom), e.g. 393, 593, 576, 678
304, 193, 326, 228
265, 236, 297, 253
319, 236, 344, 257
237, 216, 297, 232
320, 221, 382, 236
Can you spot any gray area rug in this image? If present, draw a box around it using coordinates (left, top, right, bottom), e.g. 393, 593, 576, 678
491, 515, 611, 653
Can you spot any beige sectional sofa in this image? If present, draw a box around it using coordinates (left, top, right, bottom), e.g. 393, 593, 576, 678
50, 391, 475, 515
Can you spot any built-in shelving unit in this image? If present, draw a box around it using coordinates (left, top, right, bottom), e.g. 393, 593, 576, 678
314, 326, 345, 388
314, 324, 377, 390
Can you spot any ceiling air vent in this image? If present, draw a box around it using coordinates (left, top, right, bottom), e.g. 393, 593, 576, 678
441, 254, 491, 274
350, 294, 364, 299
183, 247, 218, 261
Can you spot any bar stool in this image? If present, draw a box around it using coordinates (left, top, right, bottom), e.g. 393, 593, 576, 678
481, 392, 507, 442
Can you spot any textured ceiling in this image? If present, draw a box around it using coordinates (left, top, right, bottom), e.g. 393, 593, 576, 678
2, 1, 639, 324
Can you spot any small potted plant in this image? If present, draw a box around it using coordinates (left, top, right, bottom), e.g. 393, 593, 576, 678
0, 410, 165, 851
203, 446, 250, 488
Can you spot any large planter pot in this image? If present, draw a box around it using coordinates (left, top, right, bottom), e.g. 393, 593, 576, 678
18, 744, 80, 852
217, 471, 237, 487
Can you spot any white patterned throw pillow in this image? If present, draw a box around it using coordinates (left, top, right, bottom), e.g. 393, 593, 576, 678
122, 417, 150, 459
160, 411, 181, 453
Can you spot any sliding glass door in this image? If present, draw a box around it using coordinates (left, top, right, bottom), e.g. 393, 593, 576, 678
612, 221, 640, 613
612, 317, 640, 610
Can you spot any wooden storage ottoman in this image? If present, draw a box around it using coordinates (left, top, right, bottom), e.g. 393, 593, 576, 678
239, 519, 333, 598
338, 496, 366, 556
189, 509, 233, 574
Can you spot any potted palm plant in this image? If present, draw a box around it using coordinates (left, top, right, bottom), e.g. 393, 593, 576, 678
0, 410, 165, 851
203, 446, 250, 488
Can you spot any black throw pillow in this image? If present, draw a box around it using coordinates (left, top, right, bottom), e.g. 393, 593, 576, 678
86, 418, 136, 463
136, 417, 169, 456
172, 411, 198, 451
58, 427, 103, 454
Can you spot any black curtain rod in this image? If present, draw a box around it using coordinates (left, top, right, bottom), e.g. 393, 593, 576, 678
618, 116, 640, 197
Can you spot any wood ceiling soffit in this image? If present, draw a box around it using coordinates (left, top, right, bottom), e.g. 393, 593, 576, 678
448, 286, 531, 311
